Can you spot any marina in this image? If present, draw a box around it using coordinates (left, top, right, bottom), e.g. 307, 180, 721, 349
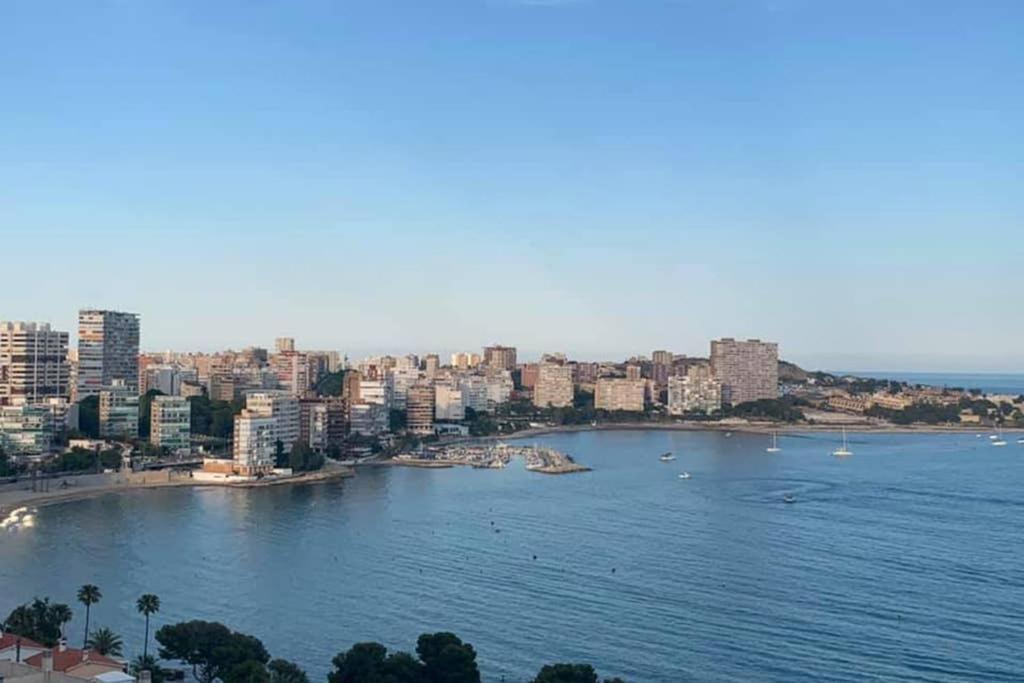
392, 443, 590, 474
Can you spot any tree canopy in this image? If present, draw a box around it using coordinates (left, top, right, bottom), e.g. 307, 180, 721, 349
156, 620, 269, 683
2, 597, 72, 647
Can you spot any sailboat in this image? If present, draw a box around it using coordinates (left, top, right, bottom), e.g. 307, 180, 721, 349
832, 427, 853, 457
659, 452, 676, 462
992, 423, 1007, 447
766, 431, 781, 453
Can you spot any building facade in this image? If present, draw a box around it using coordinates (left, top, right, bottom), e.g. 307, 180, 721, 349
0, 404, 55, 456
406, 383, 435, 435
150, 395, 191, 453
434, 384, 465, 421
245, 391, 300, 449
533, 362, 574, 408
77, 310, 140, 398
233, 410, 276, 475
0, 322, 70, 406
709, 338, 779, 405
483, 345, 517, 372
594, 378, 646, 412
667, 365, 722, 415
99, 380, 140, 439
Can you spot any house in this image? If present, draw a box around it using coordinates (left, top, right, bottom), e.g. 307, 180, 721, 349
0, 659, 95, 683
0, 631, 47, 662
24, 644, 125, 680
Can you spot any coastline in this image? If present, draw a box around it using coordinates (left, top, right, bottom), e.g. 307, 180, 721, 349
0, 465, 353, 518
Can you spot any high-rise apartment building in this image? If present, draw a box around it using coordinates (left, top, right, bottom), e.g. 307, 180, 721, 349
99, 380, 140, 439
299, 397, 347, 453
668, 364, 722, 415
483, 345, 517, 372
245, 390, 300, 449
150, 395, 191, 453
0, 403, 56, 455
519, 363, 539, 389
233, 410, 276, 475
0, 322, 70, 406
594, 378, 646, 412
533, 362, 574, 408
450, 352, 481, 370
77, 310, 140, 398
274, 337, 296, 353
406, 384, 435, 435
652, 350, 673, 366
423, 354, 440, 379
434, 384, 465, 421
709, 338, 778, 405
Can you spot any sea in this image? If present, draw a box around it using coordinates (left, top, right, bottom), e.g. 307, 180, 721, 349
836, 371, 1024, 396
2, 429, 1023, 682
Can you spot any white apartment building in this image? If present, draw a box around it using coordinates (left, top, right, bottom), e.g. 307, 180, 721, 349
668, 365, 723, 415
533, 362, 574, 408
349, 402, 388, 435
359, 380, 392, 410
99, 380, 140, 439
0, 322, 70, 406
594, 378, 646, 412
485, 371, 514, 409
77, 310, 140, 398
387, 367, 422, 410
244, 391, 300, 449
457, 375, 489, 413
142, 365, 196, 396
150, 395, 191, 454
233, 410, 276, 474
434, 384, 465, 421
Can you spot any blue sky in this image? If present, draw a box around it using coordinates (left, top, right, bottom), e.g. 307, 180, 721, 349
2, 0, 1022, 370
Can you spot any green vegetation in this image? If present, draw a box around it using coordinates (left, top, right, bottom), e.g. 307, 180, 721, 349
189, 395, 244, 439
725, 398, 805, 422
78, 396, 100, 438
44, 446, 122, 473
87, 626, 124, 656
389, 409, 407, 433
0, 446, 22, 477
867, 402, 960, 425
315, 371, 347, 397
156, 620, 270, 683
77, 583, 102, 648
289, 442, 325, 472
534, 663, 626, 683
2, 597, 72, 647
268, 659, 310, 683
137, 593, 161, 659
330, 632, 480, 683
131, 655, 170, 683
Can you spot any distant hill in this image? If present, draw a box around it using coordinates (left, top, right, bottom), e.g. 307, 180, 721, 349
778, 360, 810, 383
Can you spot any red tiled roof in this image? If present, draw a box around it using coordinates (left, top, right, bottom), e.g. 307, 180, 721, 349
24, 647, 123, 672
0, 632, 46, 651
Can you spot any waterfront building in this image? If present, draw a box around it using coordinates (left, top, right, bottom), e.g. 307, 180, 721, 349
435, 384, 466, 421
595, 378, 646, 412
0, 322, 71, 406
667, 365, 722, 415
299, 397, 347, 452
99, 380, 140, 439
150, 395, 191, 454
710, 338, 779, 405
457, 375, 490, 413
349, 402, 388, 435
77, 310, 140, 398
0, 403, 55, 456
483, 345, 517, 372
233, 409, 276, 475
245, 390, 300, 449
406, 383, 435, 435
534, 362, 574, 408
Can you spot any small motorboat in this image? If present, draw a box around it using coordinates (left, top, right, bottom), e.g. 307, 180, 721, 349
1017, 438, 1024, 445
989, 434, 999, 441
783, 494, 796, 504
678, 472, 691, 480
659, 452, 676, 462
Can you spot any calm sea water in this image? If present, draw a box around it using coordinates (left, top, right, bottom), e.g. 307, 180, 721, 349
3, 430, 1024, 682
838, 371, 1024, 395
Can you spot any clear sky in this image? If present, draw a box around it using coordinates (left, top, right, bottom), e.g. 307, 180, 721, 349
2, 1, 1022, 371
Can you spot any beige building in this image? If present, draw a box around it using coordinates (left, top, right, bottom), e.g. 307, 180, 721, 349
483, 345, 517, 371
450, 352, 482, 370
435, 384, 465, 421
245, 390, 300, 449
77, 309, 140, 398
595, 378, 645, 412
534, 362, 574, 408
710, 338, 778, 405
0, 322, 70, 406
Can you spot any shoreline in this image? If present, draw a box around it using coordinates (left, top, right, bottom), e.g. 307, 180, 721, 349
0, 466, 353, 518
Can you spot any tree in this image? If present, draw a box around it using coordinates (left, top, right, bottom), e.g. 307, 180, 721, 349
224, 659, 270, 683
268, 659, 309, 683
328, 642, 421, 683
99, 448, 122, 471
87, 627, 124, 656
78, 396, 100, 438
534, 664, 629, 683
275, 440, 287, 468
2, 597, 71, 647
156, 621, 269, 683
136, 593, 161, 659
77, 584, 102, 648
416, 632, 480, 683
131, 655, 168, 683
289, 442, 324, 473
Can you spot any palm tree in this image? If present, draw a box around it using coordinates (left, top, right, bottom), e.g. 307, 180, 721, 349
76, 584, 102, 648
135, 594, 161, 659
131, 655, 165, 683
86, 627, 123, 657
52, 604, 73, 641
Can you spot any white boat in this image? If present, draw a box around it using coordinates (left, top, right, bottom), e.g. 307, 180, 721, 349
832, 428, 853, 457
989, 434, 999, 441
766, 431, 781, 453
992, 424, 1007, 447
1018, 438, 1024, 445
783, 494, 796, 504
659, 452, 676, 462
678, 472, 691, 480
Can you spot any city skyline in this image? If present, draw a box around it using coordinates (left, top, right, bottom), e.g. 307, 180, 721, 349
3, 1, 1023, 371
